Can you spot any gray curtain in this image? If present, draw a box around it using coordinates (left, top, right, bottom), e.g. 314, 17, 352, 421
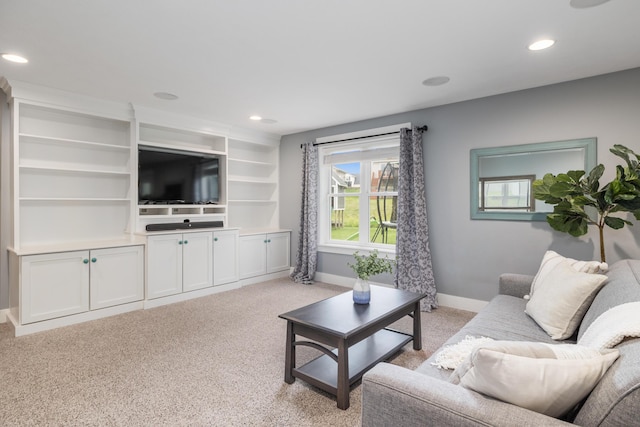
290, 142, 318, 284
394, 127, 437, 311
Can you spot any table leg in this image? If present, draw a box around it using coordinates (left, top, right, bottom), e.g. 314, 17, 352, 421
284, 321, 295, 384
413, 301, 422, 350
336, 339, 350, 410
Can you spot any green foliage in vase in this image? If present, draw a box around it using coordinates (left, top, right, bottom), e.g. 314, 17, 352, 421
533, 144, 640, 262
348, 249, 396, 280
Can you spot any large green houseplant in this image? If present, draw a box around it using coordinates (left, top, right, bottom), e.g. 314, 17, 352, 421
532, 144, 640, 262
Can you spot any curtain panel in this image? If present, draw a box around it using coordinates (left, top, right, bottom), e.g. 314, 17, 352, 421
395, 127, 437, 311
290, 142, 318, 284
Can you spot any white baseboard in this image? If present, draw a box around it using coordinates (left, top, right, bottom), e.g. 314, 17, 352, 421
313, 271, 487, 313
0, 308, 8, 323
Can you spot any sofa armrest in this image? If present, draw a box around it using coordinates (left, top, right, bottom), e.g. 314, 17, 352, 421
498, 273, 534, 298
362, 363, 572, 427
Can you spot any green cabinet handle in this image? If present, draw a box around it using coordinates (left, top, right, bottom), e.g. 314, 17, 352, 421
214, 237, 218, 242
184, 240, 188, 244
83, 259, 89, 264
179, 240, 183, 245
91, 258, 97, 263
264, 239, 268, 243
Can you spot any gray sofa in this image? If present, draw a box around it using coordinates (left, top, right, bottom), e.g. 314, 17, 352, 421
362, 259, 640, 426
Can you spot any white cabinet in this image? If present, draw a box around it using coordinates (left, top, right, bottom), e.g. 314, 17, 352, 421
147, 231, 213, 299
89, 246, 144, 310
239, 232, 290, 279
17, 245, 144, 324
213, 229, 239, 285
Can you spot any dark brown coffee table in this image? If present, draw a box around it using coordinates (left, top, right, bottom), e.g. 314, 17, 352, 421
279, 285, 425, 410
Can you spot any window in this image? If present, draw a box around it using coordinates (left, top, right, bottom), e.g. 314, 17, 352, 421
479, 175, 535, 212
318, 127, 404, 253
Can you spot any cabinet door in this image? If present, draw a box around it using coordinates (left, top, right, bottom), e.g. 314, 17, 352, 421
182, 232, 213, 292
21, 251, 89, 324
213, 230, 239, 285
266, 232, 291, 274
147, 234, 183, 299
239, 234, 267, 279
89, 246, 144, 310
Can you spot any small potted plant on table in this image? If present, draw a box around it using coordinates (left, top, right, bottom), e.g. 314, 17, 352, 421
348, 250, 396, 304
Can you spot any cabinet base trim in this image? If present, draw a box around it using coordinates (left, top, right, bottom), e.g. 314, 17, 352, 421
0, 309, 8, 323
8, 301, 144, 337
143, 282, 242, 309
238, 270, 290, 286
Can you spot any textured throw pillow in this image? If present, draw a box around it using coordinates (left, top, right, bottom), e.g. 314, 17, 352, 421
450, 341, 619, 418
578, 302, 640, 349
528, 250, 608, 299
525, 259, 608, 340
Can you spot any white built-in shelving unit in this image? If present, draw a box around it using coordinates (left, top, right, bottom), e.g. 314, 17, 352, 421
1, 79, 289, 336
15, 102, 135, 250
227, 137, 279, 231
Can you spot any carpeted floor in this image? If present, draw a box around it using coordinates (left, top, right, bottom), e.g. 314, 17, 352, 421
0, 279, 475, 426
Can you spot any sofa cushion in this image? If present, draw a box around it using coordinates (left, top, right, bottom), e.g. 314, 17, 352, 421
525, 259, 607, 340
450, 341, 619, 418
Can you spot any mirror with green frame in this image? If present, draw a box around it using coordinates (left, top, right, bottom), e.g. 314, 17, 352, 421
470, 138, 597, 221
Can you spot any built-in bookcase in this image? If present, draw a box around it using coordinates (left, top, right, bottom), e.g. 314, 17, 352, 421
227, 138, 279, 231
14, 102, 134, 250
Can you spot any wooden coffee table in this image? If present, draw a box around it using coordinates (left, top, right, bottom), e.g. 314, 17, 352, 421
279, 285, 425, 410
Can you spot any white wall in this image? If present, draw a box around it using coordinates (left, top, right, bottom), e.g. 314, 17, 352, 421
280, 68, 640, 302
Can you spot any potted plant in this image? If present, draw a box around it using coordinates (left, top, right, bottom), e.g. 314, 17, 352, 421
348, 250, 396, 304
533, 144, 640, 262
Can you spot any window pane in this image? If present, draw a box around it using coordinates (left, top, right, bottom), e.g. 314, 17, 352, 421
331, 196, 360, 242
331, 163, 359, 193
369, 195, 397, 244
371, 160, 399, 192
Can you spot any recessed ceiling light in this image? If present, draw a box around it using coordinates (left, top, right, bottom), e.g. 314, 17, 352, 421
249, 115, 262, 121
422, 76, 450, 87
570, 0, 610, 8
153, 92, 178, 100
2, 53, 28, 63
528, 39, 556, 51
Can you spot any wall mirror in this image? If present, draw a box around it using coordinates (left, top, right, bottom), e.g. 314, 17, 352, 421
470, 137, 597, 221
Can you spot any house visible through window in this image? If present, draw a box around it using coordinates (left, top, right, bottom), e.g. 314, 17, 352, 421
318, 130, 402, 252
479, 175, 535, 212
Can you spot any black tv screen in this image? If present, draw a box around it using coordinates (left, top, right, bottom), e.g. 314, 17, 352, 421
138, 146, 220, 204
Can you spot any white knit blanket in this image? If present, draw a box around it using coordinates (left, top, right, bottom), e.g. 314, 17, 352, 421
578, 302, 640, 349
431, 335, 494, 370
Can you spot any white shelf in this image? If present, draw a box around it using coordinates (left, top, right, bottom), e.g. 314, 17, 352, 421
228, 157, 274, 167
20, 197, 130, 202
228, 199, 277, 204
19, 164, 130, 175
19, 133, 130, 151
227, 177, 277, 184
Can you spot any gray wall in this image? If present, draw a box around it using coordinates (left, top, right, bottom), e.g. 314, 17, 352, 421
280, 68, 640, 302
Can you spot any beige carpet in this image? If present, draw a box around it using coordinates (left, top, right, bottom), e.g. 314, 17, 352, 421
0, 279, 475, 426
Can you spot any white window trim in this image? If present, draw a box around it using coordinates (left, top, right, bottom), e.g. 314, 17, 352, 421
317, 123, 410, 255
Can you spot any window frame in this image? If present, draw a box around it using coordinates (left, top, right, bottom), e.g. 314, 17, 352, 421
316, 124, 408, 256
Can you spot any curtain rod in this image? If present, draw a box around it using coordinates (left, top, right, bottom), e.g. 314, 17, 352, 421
302, 125, 428, 148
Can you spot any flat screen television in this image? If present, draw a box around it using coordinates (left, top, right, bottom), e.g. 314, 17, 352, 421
138, 146, 220, 204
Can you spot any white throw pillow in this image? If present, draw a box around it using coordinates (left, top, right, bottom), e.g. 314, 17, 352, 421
528, 250, 607, 299
450, 341, 619, 418
526, 259, 608, 340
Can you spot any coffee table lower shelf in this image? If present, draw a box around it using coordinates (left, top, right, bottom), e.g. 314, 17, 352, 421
293, 328, 413, 395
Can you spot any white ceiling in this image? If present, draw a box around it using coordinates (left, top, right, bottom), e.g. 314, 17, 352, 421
1, 0, 640, 136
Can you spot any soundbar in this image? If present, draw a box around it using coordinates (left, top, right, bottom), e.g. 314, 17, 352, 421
146, 221, 224, 232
